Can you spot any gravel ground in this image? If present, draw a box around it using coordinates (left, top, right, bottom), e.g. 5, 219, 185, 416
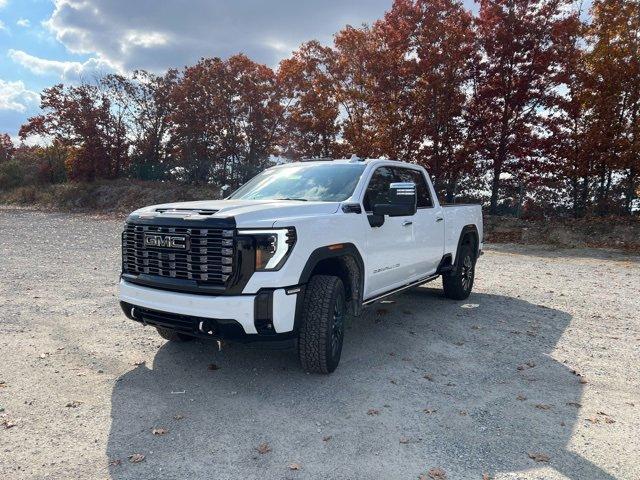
0, 208, 638, 480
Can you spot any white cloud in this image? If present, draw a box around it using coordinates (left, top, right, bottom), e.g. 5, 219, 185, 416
44, 0, 391, 72
17, 18, 31, 28
0, 19, 8, 33
8, 49, 117, 82
0, 79, 39, 112
0, 0, 7, 9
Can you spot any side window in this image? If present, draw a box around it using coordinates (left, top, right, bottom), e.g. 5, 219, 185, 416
363, 167, 395, 212
393, 167, 433, 208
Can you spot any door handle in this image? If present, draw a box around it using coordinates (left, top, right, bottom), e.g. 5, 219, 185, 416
402, 220, 413, 226
435, 217, 444, 222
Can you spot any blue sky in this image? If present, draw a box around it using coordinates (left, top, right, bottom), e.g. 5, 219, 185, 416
0, 0, 405, 140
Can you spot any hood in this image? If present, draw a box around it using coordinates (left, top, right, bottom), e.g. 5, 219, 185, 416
131, 199, 341, 227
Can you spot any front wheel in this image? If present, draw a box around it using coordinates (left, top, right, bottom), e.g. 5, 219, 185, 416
442, 244, 476, 300
298, 275, 346, 374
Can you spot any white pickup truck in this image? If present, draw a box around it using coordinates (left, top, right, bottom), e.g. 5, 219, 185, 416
119, 158, 483, 373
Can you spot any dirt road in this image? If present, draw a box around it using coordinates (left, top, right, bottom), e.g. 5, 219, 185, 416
0, 208, 638, 479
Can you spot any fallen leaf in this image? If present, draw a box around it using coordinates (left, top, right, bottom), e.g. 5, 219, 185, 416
399, 436, 410, 444
528, 452, 550, 463
65, 400, 82, 408
2, 419, 16, 429
566, 402, 581, 408
288, 463, 301, 470
579, 378, 588, 384
367, 409, 380, 416
322, 435, 332, 442
133, 360, 145, 366
482, 474, 492, 480
257, 442, 271, 454
423, 408, 437, 414
459, 410, 468, 416
423, 374, 433, 381
207, 364, 219, 371
109, 459, 121, 467
516, 395, 527, 401
535, 404, 552, 410
586, 416, 600, 424
129, 453, 145, 463
427, 467, 447, 479
174, 414, 184, 420
604, 417, 616, 424
152, 428, 168, 435
376, 308, 388, 316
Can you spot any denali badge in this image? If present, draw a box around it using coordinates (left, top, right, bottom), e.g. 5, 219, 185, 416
144, 234, 189, 250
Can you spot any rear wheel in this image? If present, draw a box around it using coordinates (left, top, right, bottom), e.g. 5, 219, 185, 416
443, 243, 476, 300
298, 275, 346, 374
156, 327, 194, 342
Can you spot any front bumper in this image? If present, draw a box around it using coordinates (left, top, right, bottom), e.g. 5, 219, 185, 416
118, 279, 299, 339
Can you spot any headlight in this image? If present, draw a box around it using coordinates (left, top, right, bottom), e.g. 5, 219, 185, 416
238, 228, 296, 271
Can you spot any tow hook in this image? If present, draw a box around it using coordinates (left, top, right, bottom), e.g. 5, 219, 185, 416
198, 320, 217, 336
130, 307, 147, 326
197, 320, 223, 350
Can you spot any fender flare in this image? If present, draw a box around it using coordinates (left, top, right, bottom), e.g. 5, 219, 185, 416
454, 224, 480, 267
298, 243, 365, 316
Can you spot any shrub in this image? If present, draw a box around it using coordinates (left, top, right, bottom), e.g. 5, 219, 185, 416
0, 160, 26, 189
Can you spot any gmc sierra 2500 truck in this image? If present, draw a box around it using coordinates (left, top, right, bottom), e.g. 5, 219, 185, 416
119, 158, 483, 373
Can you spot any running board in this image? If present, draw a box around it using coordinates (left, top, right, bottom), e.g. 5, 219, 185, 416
362, 274, 439, 306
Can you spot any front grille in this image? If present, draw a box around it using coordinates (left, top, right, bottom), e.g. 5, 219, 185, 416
122, 223, 234, 286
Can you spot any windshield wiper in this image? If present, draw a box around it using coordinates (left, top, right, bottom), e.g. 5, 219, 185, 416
275, 197, 308, 201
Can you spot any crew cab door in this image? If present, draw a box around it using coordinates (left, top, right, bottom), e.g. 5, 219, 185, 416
394, 167, 445, 277
362, 166, 417, 298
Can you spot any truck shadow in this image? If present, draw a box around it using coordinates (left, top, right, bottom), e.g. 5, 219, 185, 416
106, 289, 615, 480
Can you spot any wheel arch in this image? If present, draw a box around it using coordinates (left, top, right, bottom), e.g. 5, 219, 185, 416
454, 224, 480, 267
298, 243, 365, 317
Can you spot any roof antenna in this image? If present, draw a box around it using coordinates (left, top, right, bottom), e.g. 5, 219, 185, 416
349, 154, 361, 163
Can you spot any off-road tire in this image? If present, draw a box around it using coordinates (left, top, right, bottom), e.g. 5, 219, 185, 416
156, 327, 194, 342
443, 243, 476, 300
298, 275, 346, 374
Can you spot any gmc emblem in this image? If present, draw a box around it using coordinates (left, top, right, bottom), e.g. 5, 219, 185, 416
144, 234, 189, 250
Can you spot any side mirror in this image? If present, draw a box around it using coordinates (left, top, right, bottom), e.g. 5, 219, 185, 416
372, 182, 417, 217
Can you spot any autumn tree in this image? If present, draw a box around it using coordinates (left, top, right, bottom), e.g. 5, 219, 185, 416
171, 55, 284, 185
472, 0, 574, 214
381, 0, 477, 201
583, 0, 640, 214
0, 133, 14, 163
278, 41, 342, 159
19, 83, 122, 181
101, 70, 179, 180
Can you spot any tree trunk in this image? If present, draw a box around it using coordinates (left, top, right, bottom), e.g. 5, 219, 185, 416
625, 166, 636, 215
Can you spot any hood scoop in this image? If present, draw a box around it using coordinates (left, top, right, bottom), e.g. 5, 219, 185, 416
155, 208, 219, 216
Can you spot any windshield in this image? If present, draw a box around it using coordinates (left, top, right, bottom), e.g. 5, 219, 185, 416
228, 163, 366, 202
